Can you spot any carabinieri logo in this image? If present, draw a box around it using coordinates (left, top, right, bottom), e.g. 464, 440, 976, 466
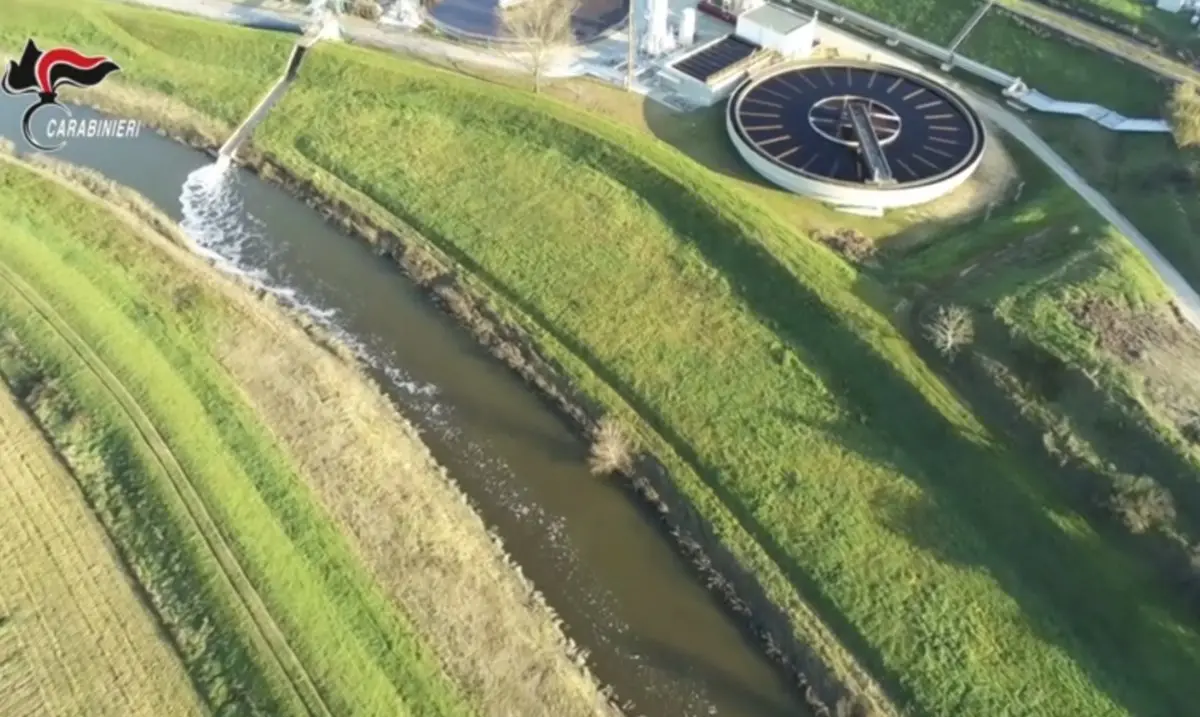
2, 39, 123, 152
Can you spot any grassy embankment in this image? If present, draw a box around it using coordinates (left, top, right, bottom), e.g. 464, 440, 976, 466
0, 147, 614, 717
10, 2, 1200, 716
0, 378, 205, 717
0, 145, 616, 717
884, 142, 1200, 574
0, 150, 474, 717
1027, 116, 1200, 292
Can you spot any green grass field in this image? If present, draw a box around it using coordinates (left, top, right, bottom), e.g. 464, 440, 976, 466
957, 9, 1167, 116
887, 143, 1200, 610
0, 158, 473, 716
1051, 0, 1200, 53
5, 2, 1200, 716
1027, 116, 1200, 292
818, 0, 1168, 116
887, 142, 1169, 366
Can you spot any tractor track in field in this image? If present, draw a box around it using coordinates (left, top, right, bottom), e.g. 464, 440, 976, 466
0, 257, 333, 717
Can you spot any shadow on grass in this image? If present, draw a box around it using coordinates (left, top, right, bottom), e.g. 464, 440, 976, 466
541, 149, 1200, 713
1002, 333, 1200, 540
640, 102, 768, 189
292, 124, 1200, 715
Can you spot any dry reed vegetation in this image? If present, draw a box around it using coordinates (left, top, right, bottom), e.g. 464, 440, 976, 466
587, 416, 634, 476
17, 154, 618, 717
217, 312, 618, 717
0, 388, 204, 717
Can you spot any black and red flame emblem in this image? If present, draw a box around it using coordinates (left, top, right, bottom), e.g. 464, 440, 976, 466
2, 39, 120, 151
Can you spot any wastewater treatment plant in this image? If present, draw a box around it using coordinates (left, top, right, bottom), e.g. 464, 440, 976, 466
726, 60, 986, 213
5, 1, 1200, 717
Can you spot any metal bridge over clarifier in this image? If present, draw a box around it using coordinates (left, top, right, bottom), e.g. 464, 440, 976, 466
843, 100, 895, 185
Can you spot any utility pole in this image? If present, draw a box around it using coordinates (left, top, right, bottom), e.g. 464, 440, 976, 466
626, 0, 637, 90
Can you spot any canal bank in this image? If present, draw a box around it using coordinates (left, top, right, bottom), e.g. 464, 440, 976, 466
0, 91, 840, 717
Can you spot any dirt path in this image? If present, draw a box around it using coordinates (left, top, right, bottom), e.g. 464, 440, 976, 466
0, 387, 205, 717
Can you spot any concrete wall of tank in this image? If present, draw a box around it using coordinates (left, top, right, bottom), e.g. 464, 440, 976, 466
724, 100, 985, 209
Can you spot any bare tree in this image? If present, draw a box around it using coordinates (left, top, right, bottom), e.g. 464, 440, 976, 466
923, 304, 975, 359
501, 0, 579, 94
588, 416, 634, 476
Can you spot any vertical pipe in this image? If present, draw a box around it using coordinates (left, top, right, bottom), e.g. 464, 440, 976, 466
627, 0, 637, 89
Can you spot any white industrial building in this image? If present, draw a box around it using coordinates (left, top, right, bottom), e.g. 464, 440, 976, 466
656, 2, 818, 105
735, 4, 817, 57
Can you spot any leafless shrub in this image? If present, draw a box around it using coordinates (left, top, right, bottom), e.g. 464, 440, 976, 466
501, 0, 579, 93
171, 283, 202, 314
1110, 474, 1177, 535
923, 304, 975, 359
347, 0, 383, 20
588, 416, 633, 476
1168, 81, 1200, 150
816, 228, 876, 264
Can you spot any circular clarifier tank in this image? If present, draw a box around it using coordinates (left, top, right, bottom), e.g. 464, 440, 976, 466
726, 60, 986, 209
425, 0, 629, 42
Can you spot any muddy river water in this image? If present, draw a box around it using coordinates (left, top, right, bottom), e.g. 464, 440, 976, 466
0, 97, 810, 717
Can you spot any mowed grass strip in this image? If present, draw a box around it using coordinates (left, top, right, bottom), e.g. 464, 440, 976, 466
0, 159, 473, 717
0, 387, 204, 717
6, 3, 1200, 716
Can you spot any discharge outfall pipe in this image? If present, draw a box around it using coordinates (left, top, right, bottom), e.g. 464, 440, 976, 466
218, 35, 315, 161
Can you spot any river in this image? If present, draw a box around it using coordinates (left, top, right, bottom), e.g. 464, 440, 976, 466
0, 97, 809, 717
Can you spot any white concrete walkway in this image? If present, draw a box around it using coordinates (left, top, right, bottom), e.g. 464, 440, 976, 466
1008, 89, 1169, 133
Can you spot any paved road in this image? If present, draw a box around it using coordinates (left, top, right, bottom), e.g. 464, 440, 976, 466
968, 93, 1200, 330
993, 0, 1200, 86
